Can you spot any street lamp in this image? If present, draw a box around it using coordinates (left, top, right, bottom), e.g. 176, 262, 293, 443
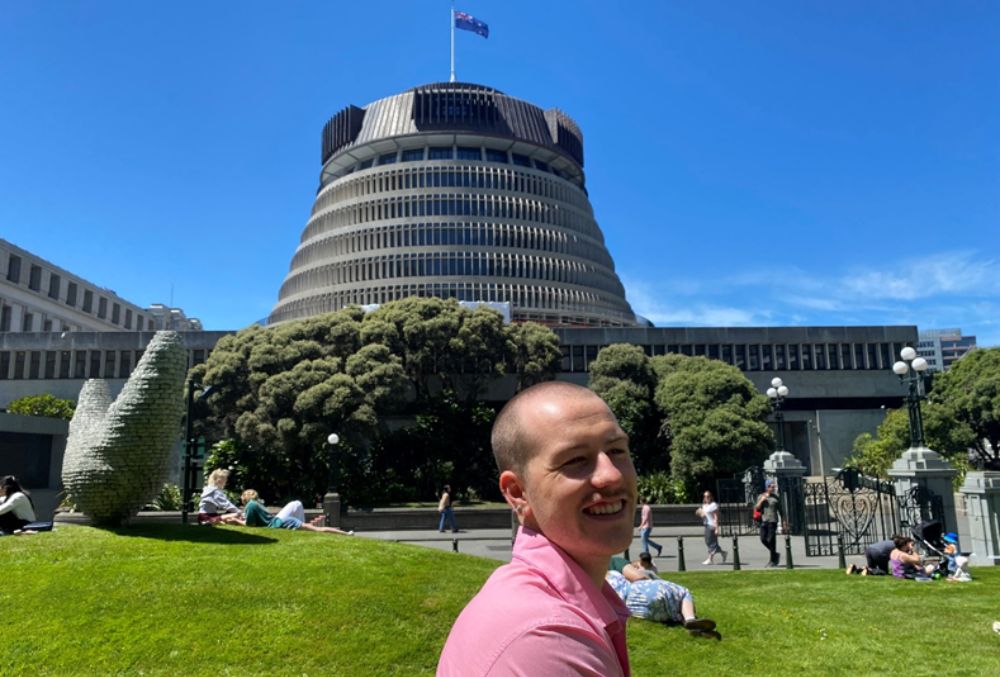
766, 377, 790, 452
323, 432, 341, 527
892, 346, 930, 449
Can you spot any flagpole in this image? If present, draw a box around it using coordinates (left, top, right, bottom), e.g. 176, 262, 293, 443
449, 1, 456, 82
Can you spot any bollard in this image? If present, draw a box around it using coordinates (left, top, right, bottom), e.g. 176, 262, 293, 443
784, 534, 794, 569
732, 536, 741, 571
452, 538, 459, 553
837, 534, 846, 570
677, 537, 686, 572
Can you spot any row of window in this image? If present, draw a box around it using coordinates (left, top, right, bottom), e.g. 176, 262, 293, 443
561, 341, 916, 373
303, 193, 601, 245
280, 250, 625, 301
0, 348, 208, 381
3, 253, 151, 330
291, 222, 615, 277
314, 164, 590, 220
271, 282, 633, 326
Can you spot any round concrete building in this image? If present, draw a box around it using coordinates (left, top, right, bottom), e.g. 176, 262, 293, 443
270, 82, 638, 327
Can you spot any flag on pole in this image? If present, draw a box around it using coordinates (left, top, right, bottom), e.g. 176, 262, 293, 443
454, 10, 489, 38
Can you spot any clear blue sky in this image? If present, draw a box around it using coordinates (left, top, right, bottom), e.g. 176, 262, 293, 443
2, 2, 997, 345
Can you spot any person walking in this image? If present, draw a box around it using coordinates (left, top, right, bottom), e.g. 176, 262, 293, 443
438, 484, 458, 533
639, 496, 663, 557
755, 480, 785, 567
695, 490, 726, 565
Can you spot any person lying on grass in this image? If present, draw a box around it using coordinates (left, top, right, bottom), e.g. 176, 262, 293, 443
605, 570, 721, 640
197, 469, 244, 525
240, 490, 353, 535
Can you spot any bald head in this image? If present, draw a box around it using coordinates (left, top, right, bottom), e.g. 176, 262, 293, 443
492, 381, 612, 474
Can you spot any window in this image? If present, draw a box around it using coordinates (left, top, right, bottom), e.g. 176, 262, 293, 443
0, 351, 8, 379
775, 345, 786, 370
104, 351, 116, 378
358, 159, 373, 170
82, 290, 93, 313
48, 274, 60, 299
75, 351, 87, 379
867, 343, 878, 370
89, 351, 101, 377
125, 309, 132, 330
112, 303, 121, 324
6, 255, 20, 283
788, 345, 799, 370
841, 344, 852, 370
429, 146, 453, 159
120, 351, 132, 378
721, 344, 733, 364
456, 146, 481, 161
799, 345, 811, 370
13, 351, 25, 379
66, 282, 77, 306
0, 306, 10, 332
511, 153, 531, 167
748, 345, 759, 370
814, 345, 826, 370
827, 344, 839, 370
43, 319, 52, 332
761, 345, 773, 370
533, 160, 549, 172
44, 351, 56, 379
59, 351, 70, 379
377, 152, 397, 165
22, 313, 33, 332
136, 315, 144, 331
854, 344, 865, 370
28, 265, 41, 291
485, 149, 508, 163
400, 149, 424, 162
29, 351, 40, 379
97, 297, 108, 319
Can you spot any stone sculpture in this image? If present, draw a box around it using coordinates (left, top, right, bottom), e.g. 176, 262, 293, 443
62, 331, 188, 526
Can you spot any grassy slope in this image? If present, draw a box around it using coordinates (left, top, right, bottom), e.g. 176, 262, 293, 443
3, 526, 998, 676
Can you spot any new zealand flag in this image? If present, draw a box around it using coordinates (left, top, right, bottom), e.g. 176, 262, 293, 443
454, 10, 489, 38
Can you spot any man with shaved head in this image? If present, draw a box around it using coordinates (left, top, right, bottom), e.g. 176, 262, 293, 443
438, 382, 637, 676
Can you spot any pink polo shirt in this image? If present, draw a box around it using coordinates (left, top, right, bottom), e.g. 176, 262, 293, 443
437, 526, 631, 677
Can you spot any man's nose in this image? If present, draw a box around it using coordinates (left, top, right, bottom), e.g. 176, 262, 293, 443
591, 452, 625, 488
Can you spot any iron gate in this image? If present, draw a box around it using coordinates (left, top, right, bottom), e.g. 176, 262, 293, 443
716, 466, 765, 537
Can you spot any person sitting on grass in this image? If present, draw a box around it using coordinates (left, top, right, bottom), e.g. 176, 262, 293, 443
240, 490, 353, 535
197, 469, 244, 525
889, 536, 936, 581
0, 475, 36, 535
942, 532, 972, 582
606, 570, 721, 640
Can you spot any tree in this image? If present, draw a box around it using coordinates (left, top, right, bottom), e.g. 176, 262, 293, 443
927, 347, 1000, 469
6, 393, 75, 420
651, 354, 773, 496
588, 344, 662, 473
190, 297, 562, 505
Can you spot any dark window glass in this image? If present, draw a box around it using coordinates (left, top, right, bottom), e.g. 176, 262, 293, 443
0, 307, 10, 331
560, 346, 571, 372
735, 345, 747, 369
89, 351, 101, 378
66, 282, 77, 306
97, 297, 107, 319
788, 345, 799, 370
572, 345, 584, 372
104, 350, 116, 378
841, 343, 853, 369
48, 274, 60, 299
112, 303, 121, 324
800, 345, 811, 370
29, 351, 40, 379
533, 160, 549, 172
14, 351, 25, 379
680, 344, 693, 356
456, 146, 481, 161
22, 313, 33, 332
59, 351, 70, 379
854, 344, 865, 370
775, 345, 786, 370
815, 345, 826, 370
693, 344, 706, 356
358, 159, 373, 169
0, 351, 9, 379
485, 149, 507, 163
879, 343, 891, 371
6, 255, 21, 283
28, 265, 41, 291
136, 315, 144, 331
120, 351, 132, 378
867, 343, 878, 370
828, 344, 839, 370
667, 345, 679, 354
652, 344, 666, 356
585, 345, 598, 369
75, 351, 86, 379
44, 351, 56, 379
125, 309, 132, 330
748, 345, 760, 370
707, 344, 720, 360
43, 319, 52, 332
721, 345, 733, 364
511, 153, 531, 167
428, 147, 453, 159
82, 290, 93, 312
401, 149, 424, 162
378, 152, 397, 165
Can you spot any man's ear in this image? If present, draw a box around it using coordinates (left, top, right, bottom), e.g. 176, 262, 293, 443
499, 470, 528, 521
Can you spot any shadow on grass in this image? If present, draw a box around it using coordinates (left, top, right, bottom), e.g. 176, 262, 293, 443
103, 524, 278, 545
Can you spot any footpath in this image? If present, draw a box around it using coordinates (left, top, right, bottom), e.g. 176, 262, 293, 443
361, 524, 851, 572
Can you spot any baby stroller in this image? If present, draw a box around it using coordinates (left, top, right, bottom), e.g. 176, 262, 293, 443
910, 521, 972, 580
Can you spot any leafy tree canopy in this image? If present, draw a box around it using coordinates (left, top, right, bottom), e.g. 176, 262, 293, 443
6, 393, 75, 420
927, 347, 1000, 469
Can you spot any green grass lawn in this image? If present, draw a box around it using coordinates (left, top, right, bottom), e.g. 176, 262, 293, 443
4, 525, 998, 676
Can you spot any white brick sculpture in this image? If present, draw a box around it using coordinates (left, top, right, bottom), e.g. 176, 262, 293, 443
62, 331, 188, 525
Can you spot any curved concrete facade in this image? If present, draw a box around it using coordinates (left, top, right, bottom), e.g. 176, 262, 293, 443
270, 82, 637, 327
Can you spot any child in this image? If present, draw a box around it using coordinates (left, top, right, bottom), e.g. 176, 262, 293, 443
942, 532, 972, 582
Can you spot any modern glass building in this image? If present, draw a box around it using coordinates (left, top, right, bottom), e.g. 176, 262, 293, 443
269, 82, 638, 327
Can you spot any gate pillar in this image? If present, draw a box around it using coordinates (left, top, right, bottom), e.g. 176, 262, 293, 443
764, 451, 807, 535
959, 471, 1000, 566
888, 446, 957, 532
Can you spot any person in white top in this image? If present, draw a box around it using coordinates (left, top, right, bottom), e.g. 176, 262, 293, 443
0, 475, 37, 534
197, 469, 244, 524
695, 490, 727, 565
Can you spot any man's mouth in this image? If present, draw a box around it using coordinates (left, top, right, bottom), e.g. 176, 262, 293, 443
584, 499, 626, 516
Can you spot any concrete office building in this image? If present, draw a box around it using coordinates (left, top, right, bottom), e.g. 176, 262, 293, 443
270, 82, 638, 327
917, 328, 977, 372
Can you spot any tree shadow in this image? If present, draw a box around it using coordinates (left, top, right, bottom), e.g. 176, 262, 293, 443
101, 524, 278, 545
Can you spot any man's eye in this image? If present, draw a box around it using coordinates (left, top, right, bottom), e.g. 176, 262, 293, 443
607, 447, 628, 456
561, 456, 586, 468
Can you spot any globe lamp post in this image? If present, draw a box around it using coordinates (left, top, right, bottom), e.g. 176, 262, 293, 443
892, 347, 930, 449
766, 377, 790, 453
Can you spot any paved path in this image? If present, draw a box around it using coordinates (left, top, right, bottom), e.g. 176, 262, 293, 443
360, 524, 851, 572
